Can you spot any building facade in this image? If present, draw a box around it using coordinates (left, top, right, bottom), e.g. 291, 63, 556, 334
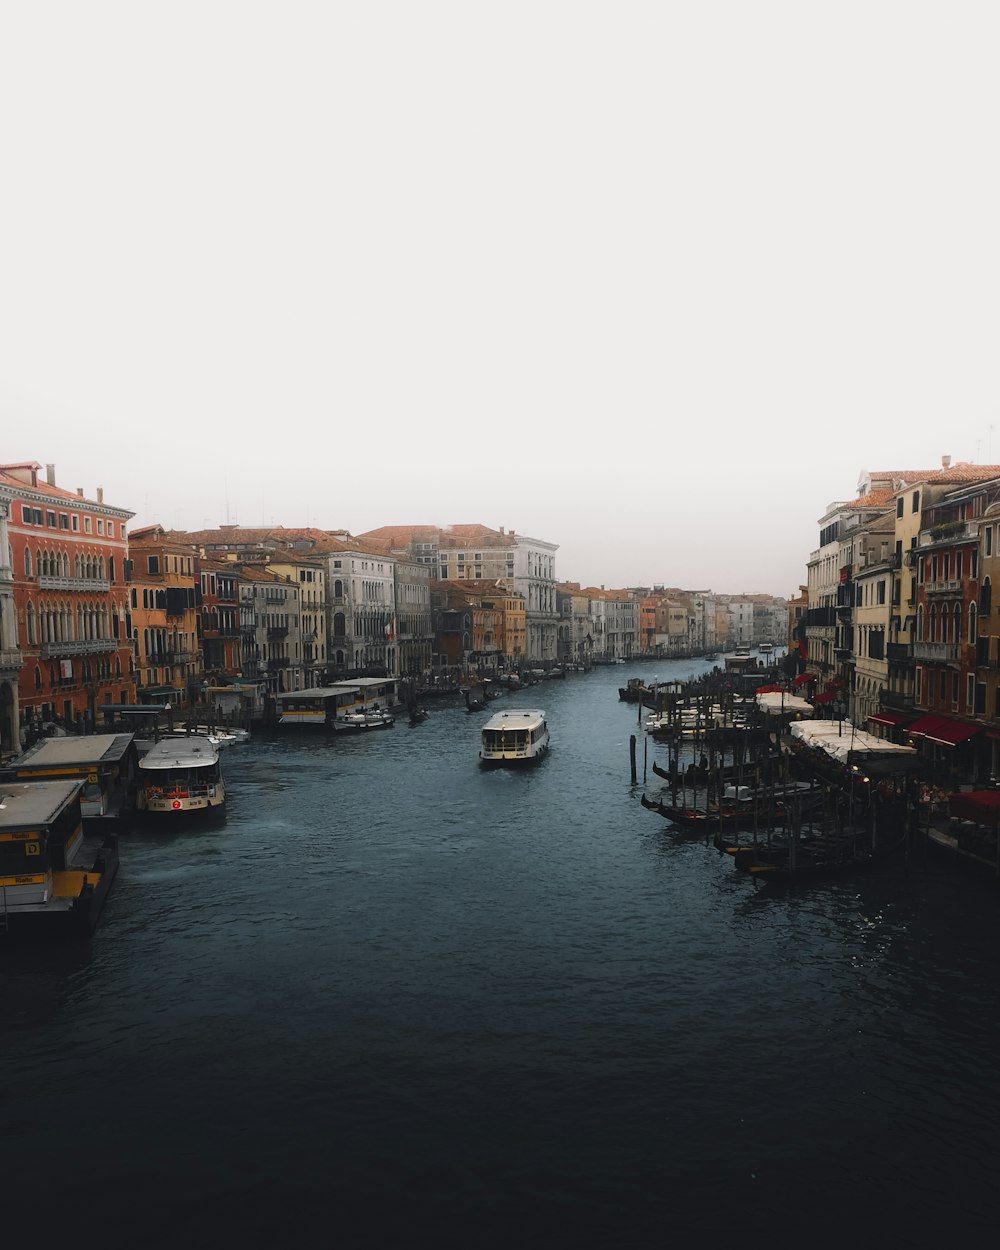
1, 462, 135, 739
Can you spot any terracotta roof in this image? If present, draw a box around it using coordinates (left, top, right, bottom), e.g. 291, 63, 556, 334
0, 465, 133, 514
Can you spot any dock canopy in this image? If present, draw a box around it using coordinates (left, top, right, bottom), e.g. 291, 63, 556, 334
789, 720, 919, 765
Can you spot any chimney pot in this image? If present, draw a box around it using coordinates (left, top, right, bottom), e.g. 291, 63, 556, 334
942, 455, 952, 469
97, 487, 104, 504
46, 463, 55, 486
76, 488, 84, 497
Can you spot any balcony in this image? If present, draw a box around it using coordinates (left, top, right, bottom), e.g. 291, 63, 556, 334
267, 657, 290, 670
913, 641, 961, 663
267, 626, 289, 639
886, 642, 913, 662
0, 647, 21, 670
882, 689, 915, 710
38, 575, 110, 593
40, 638, 117, 658
150, 651, 193, 666
918, 521, 977, 549
924, 579, 962, 595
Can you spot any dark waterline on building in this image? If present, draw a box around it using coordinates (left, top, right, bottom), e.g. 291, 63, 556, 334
5, 659, 1000, 1245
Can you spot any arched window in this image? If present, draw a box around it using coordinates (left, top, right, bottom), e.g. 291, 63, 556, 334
981, 577, 992, 615
968, 602, 977, 645
24, 548, 32, 576
34, 665, 42, 691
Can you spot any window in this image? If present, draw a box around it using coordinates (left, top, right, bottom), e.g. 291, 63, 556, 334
877, 580, 886, 605
896, 496, 904, 518
912, 491, 920, 513
147, 555, 160, 574
22, 504, 33, 524
108, 522, 115, 538
84, 516, 92, 533
46, 511, 56, 527
59, 513, 69, 529
71, 514, 79, 532
987, 527, 994, 557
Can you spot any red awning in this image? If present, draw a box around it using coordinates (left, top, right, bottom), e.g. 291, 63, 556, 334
867, 710, 915, 728
948, 790, 1000, 826
906, 715, 980, 746
813, 691, 834, 705
792, 673, 813, 687
755, 684, 784, 694
925, 719, 981, 747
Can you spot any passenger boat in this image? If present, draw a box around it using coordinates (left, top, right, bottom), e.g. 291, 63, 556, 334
480, 708, 550, 767
136, 735, 225, 816
0, 779, 119, 935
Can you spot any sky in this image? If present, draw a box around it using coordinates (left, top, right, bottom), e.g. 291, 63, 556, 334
3, 2, 1000, 598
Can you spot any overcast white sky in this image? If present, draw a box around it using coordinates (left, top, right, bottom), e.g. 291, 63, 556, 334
3, 2, 999, 597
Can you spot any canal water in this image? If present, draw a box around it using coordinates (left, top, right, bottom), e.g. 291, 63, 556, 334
5, 659, 1000, 1245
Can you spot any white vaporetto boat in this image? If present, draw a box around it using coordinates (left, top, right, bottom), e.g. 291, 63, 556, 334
479, 708, 549, 766
136, 735, 226, 816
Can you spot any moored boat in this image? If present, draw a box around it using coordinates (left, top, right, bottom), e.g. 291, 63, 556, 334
480, 708, 550, 766
136, 734, 226, 817
0, 779, 119, 935
335, 709, 395, 731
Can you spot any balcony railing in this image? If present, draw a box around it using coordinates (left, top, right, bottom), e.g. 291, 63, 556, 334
924, 579, 962, 594
38, 575, 110, 593
40, 638, 117, 658
886, 642, 913, 662
918, 522, 977, 549
267, 626, 289, 639
0, 647, 21, 670
150, 651, 193, 666
913, 641, 961, 663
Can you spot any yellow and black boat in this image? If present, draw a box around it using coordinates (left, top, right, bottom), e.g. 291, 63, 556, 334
0, 779, 119, 936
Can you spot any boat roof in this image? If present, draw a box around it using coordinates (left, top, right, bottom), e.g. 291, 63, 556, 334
15, 734, 135, 772
276, 686, 358, 701
483, 708, 546, 729
139, 736, 220, 768
0, 780, 83, 831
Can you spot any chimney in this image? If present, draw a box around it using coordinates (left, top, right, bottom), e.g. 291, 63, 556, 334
46, 463, 55, 486
97, 487, 104, 504
942, 455, 952, 469
76, 488, 84, 497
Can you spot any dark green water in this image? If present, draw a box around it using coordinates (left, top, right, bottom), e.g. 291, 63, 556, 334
4, 659, 1000, 1246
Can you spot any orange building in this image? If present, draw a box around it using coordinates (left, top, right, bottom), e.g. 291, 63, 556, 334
128, 524, 202, 705
0, 462, 135, 744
